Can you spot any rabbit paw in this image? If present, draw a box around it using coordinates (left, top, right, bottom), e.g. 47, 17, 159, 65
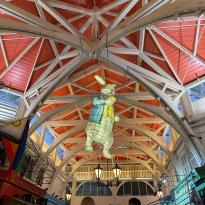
115, 116, 120, 122
103, 150, 113, 159
85, 146, 93, 152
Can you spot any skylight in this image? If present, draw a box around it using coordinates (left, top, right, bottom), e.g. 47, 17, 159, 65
0, 90, 20, 121
188, 82, 205, 102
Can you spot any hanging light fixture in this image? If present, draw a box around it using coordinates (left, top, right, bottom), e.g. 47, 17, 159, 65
113, 163, 121, 179
65, 192, 72, 201
65, 185, 72, 202
156, 182, 164, 199
162, 177, 167, 184
157, 189, 164, 198
160, 173, 167, 184
94, 163, 103, 179
94, 160, 121, 187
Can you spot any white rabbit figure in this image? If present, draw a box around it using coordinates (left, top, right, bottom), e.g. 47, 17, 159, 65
85, 75, 119, 159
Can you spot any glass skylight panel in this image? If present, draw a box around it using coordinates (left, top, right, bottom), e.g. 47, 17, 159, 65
56, 145, 64, 160
188, 81, 205, 102
165, 128, 172, 145
0, 90, 20, 108
45, 129, 55, 146
0, 90, 20, 121
30, 114, 43, 136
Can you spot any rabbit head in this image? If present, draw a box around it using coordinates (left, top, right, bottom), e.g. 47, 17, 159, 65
95, 75, 116, 96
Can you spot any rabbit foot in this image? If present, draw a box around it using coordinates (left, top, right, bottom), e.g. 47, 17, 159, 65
85, 146, 93, 152
103, 150, 112, 159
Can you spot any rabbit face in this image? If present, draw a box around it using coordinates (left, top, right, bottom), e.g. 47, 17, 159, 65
101, 84, 116, 96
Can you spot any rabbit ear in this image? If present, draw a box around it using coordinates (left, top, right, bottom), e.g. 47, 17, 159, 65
95, 75, 106, 86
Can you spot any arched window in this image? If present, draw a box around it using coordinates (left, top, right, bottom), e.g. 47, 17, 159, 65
117, 181, 154, 196
76, 182, 112, 196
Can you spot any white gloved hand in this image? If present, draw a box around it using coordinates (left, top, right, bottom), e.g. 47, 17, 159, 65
115, 116, 120, 122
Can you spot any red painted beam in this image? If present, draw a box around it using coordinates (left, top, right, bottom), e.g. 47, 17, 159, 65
0, 170, 46, 198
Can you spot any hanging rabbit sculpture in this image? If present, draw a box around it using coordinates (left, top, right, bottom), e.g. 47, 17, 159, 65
85, 75, 119, 159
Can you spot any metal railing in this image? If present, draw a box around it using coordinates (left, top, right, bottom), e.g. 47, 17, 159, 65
12, 198, 33, 205
147, 198, 172, 205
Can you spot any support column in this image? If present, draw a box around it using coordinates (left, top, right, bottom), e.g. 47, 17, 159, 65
112, 186, 117, 205
15, 98, 27, 120
181, 91, 195, 123
181, 92, 205, 164
70, 179, 76, 205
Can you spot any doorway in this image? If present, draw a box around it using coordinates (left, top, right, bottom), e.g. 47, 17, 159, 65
128, 198, 141, 205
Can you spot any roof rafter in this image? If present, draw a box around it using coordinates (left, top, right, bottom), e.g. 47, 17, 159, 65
148, 28, 182, 84
37, 0, 81, 37
0, 16, 90, 52
193, 17, 201, 55
45, 117, 163, 127
108, 0, 139, 31
0, 0, 61, 31
98, 0, 130, 15
0, 38, 39, 79
96, 0, 205, 51
98, 15, 176, 82
0, 35, 9, 67
117, 0, 170, 29
44, 0, 94, 16
45, 92, 154, 104
100, 50, 184, 91
25, 38, 45, 92
152, 26, 205, 68
25, 54, 88, 116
